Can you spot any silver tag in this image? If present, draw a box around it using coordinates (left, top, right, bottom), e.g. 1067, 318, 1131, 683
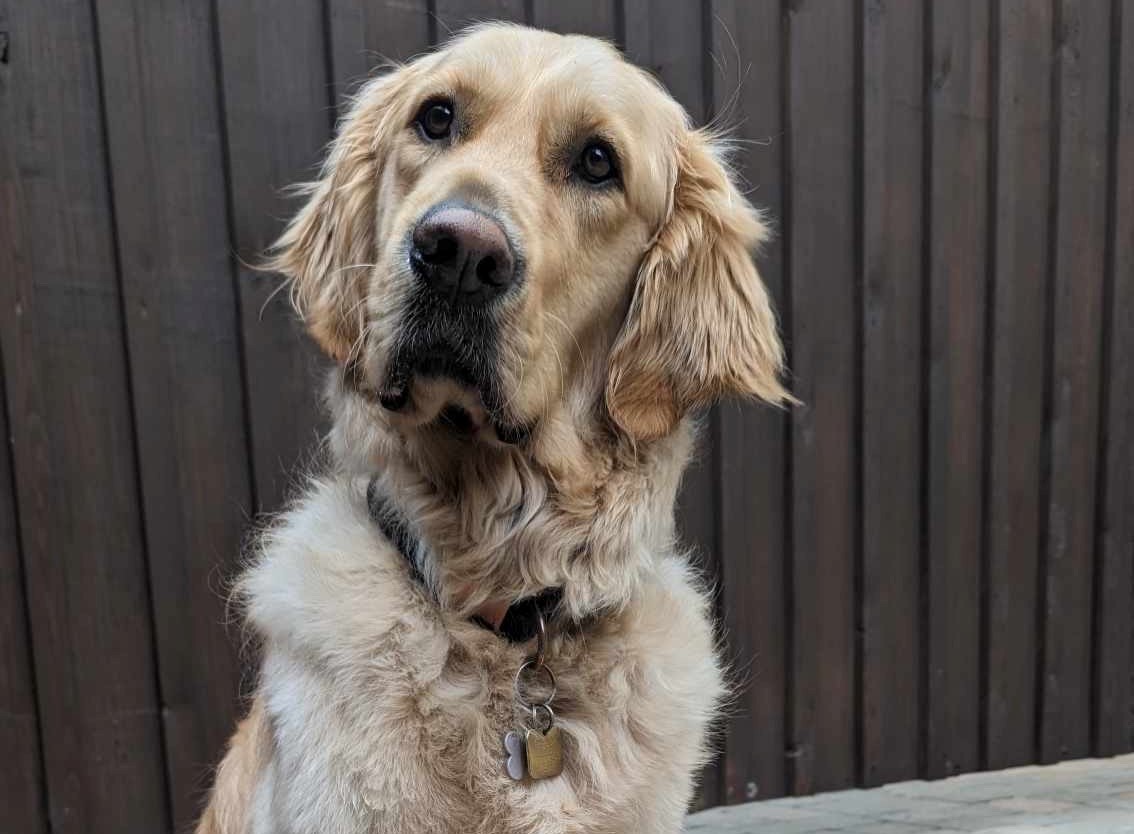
504, 731, 526, 780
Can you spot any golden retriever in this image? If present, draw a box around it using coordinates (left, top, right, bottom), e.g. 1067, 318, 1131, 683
198, 23, 788, 834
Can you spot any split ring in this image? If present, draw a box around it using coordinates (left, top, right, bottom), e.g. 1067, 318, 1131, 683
531, 703, 555, 734
513, 658, 557, 709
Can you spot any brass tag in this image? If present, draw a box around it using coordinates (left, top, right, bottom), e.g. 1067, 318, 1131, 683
524, 726, 563, 779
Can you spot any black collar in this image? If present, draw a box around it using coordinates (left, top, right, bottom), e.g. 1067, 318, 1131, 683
366, 477, 563, 644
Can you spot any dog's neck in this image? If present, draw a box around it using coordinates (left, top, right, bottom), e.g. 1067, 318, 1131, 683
327, 374, 693, 621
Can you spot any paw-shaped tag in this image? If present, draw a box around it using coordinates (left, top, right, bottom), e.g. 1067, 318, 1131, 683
504, 731, 526, 780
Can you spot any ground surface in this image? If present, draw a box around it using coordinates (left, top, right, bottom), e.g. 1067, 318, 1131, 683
685, 755, 1134, 833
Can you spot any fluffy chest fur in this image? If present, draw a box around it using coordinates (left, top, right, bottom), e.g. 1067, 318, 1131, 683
241, 478, 724, 834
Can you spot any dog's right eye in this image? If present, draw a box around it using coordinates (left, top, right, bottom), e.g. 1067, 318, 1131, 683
415, 98, 455, 141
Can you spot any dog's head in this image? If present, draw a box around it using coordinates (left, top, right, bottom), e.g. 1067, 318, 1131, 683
271, 24, 787, 453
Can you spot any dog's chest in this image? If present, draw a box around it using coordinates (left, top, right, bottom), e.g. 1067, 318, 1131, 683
256, 620, 597, 834
244, 504, 721, 834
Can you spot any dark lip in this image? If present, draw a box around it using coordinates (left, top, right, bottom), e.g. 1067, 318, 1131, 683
413, 345, 479, 387
375, 342, 533, 445
378, 340, 496, 413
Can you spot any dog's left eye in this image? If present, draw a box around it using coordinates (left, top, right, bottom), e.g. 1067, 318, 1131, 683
576, 141, 619, 185
415, 98, 455, 141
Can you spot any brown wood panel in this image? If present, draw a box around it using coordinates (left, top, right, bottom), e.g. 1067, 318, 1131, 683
1094, 0, 1134, 758
328, 0, 433, 107
531, 0, 617, 39
435, 0, 528, 36
0, 1, 171, 831
785, 0, 858, 795
623, 0, 704, 124
709, 0, 789, 805
0, 366, 47, 832
216, 0, 334, 513
985, 0, 1053, 771
860, 0, 925, 788
92, 1, 252, 827
1040, 0, 1112, 764
924, 0, 990, 780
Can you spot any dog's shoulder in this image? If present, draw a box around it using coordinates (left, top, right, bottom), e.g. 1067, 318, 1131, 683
240, 475, 428, 658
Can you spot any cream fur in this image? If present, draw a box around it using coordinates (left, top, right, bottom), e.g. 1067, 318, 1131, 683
198, 23, 789, 834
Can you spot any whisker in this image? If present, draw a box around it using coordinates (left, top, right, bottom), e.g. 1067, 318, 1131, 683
259, 276, 294, 320
544, 312, 585, 368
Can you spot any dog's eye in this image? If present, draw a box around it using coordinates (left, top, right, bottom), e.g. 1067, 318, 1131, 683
576, 141, 618, 185
415, 98, 455, 141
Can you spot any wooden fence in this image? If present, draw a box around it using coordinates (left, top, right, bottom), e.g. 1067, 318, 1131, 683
1, 1, 1132, 832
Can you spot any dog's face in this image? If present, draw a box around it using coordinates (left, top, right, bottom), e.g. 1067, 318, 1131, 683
273, 25, 787, 447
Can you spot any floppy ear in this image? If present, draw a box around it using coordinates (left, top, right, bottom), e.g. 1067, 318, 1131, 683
606, 130, 791, 441
266, 70, 407, 363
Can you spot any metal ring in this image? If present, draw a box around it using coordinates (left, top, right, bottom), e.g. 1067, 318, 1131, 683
531, 702, 555, 734
513, 658, 557, 709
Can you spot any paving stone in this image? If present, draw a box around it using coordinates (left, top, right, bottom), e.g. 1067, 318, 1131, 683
834, 821, 943, 833
785, 791, 925, 819
884, 778, 1019, 804
1044, 810, 1134, 833
685, 755, 1134, 834
987, 798, 1080, 814
684, 804, 857, 834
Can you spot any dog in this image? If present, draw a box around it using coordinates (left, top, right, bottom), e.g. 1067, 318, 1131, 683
197, 23, 788, 834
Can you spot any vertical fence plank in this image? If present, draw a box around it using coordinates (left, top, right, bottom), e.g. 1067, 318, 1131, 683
216, 0, 334, 514
623, 0, 704, 124
786, 0, 858, 795
708, 0, 789, 805
985, 0, 1053, 772
860, 0, 925, 788
530, 0, 617, 38
1094, 0, 1134, 758
0, 1, 171, 831
92, 1, 252, 827
435, 0, 527, 33
624, 0, 721, 808
328, 0, 433, 107
925, 0, 990, 780
0, 367, 47, 832
1040, 0, 1112, 764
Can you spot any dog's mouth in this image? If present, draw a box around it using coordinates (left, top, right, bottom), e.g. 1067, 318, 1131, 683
374, 341, 531, 445
377, 344, 480, 410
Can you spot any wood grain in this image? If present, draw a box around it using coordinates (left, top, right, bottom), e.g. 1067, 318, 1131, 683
328, 0, 433, 107
1093, 0, 1134, 758
0, 364, 46, 832
435, 0, 527, 35
860, 0, 926, 788
0, 0, 171, 830
215, 0, 333, 514
924, 0, 990, 780
92, 0, 253, 826
530, 0, 617, 39
785, 0, 858, 795
1039, 0, 1112, 764
709, 0, 789, 805
985, 0, 1053, 771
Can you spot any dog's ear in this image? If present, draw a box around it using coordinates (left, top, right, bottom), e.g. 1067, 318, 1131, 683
605, 130, 791, 441
266, 69, 408, 363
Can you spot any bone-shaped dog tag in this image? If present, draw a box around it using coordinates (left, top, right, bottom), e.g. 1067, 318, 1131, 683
524, 726, 563, 779
504, 731, 526, 781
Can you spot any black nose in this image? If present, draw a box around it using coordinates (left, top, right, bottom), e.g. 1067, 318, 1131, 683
410, 204, 515, 305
